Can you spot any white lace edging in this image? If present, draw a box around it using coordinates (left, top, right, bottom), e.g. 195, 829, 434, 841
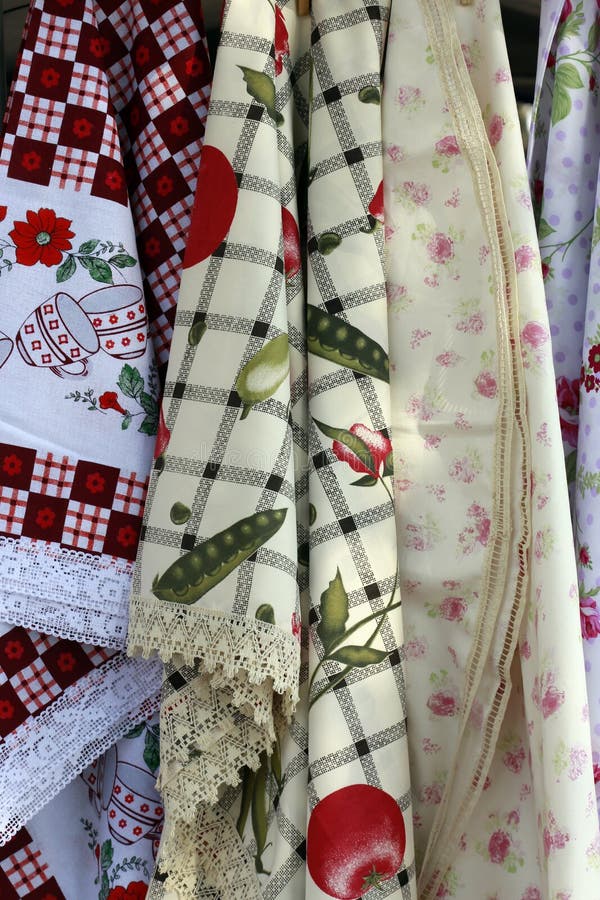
0, 654, 162, 842
0, 536, 134, 648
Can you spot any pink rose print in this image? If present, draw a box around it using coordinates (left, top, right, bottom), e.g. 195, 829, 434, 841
436, 351, 461, 367
456, 312, 484, 335
439, 597, 467, 622
488, 829, 511, 864
402, 181, 430, 205
580, 598, 600, 640
458, 502, 491, 554
435, 135, 461, 157
427, 690, 458, 717
475, 370, 497, 399
405, 637, 428, 659
543, 812, 570, 857
521, 321, 549, 349
579, 544, 592, 569
533, 671, 565, 718
421, 782, 443, 805
522, 888, 542, 900
488, 114, 504, 147
514, 244, 536, 273
396, 85, 423, 108
427, 232, 454, 264
331, 423, 392, 478
593, 762, 600, 784
557, 376, 579, 443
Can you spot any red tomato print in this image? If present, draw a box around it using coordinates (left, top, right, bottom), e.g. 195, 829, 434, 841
368, 181, 384, 223
154, 405, 171, 459
183, 146, 238, 268
307, 784, 406, 899
282, 207, 301, 279
274, 6, 289, 76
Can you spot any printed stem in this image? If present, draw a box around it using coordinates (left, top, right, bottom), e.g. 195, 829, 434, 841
539, 214, 593, 262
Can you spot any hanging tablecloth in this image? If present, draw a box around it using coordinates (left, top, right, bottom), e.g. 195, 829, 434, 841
0, 0, 210, 840
527, 0, 600, 816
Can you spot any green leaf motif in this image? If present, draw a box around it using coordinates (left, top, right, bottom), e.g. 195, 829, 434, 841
313, 418, 375, 474
188, 320, 207, 346
565, 450, 577, 485
317, 568, 349, 652
139, 414, 158, 435
139, 390, 158, 416
383, 450, 394, 477
99, 872, 110, 900
255, 603, 275, 624
56, 254, 76, 284
551, 83, 572, 125
79, 256, 113, 284
555, 62, 584, 90
317, 232, 342, 255
351, 474, 378, 487
593, 206, 600, 251
124, 722, 145, 739
118, 364, 144, 399
238, 65, 283, 126
121, 412, 132, 430
329, 645, 388, 667
538, 218, 556, 240
358, 85, 381, 105
109, 253, 137, 268
100, 840, 113, 872
143, 728, 160, 773
79, 240, 99, 254
589, 16, 600, 51
170, 501, 191, 525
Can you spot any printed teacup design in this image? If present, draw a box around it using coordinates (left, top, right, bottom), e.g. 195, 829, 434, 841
80, 285, 147, 360
0, 331, 13, 369
16, 292, 100, 377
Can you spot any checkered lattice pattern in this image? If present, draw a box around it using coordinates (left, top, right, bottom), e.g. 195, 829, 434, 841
0, 828, 66, 898
1, 0, 211, 368
0, 442, 147, 561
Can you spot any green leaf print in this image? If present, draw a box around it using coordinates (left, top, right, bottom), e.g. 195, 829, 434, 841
109, 253, 136, 268
78, 256, 113, 284
589, 16, 600, 51
551, 82, 572, 126
592, 207, 600, 251
316, 567, 349, 652
117, 364, 144, 400
538, 218, 556, 240
143, 727, 160, 772
236, 333, 290, 419
551, 63, 584, 125
255, 603, 276, 624
170, 501, 191, 525
56, 254, 76, 283
556, 62, 584, 89
238, 66, 284, 126
306, 305, 390, 382
78, 240, 100, 254
152, 508, 287, 604
100, 840, 113, 871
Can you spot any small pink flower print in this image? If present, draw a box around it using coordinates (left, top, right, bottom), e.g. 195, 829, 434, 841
494, 68, 511, 83
427, 232, 454, 264
410, 328, 432, 349
439, 596, 467, 622
291, 612, 301, 641
475, 370, 497, 399
488, 829, 511, 864
579, 544, 592, 569
445, 189, 460, 208
403, 181, 430, 205
522, 888, 542, 900
580, 598, 600, 639
385, 144, 404, 162
425, 435, 442, 450
514, 244, 536, 273
488, 114, 504, 147
507, 809, 520, 826
435, 135, 461, 157
521, 320, 549, 349
543, 812, 570, 857
449, 457, 475, 484
421, 782, 443, 805
503, 746, 526, 774
405, 637, 427, 659
396, 85, 422, 107
469, 700, 483, 730
533, 671, 565, 718
568, 746, 588, 780
436, 351, 461, 367
427, 690, 458, 717
457, 312, 484, 335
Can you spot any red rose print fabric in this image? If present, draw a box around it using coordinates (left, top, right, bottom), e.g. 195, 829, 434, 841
0, 0, 209, 848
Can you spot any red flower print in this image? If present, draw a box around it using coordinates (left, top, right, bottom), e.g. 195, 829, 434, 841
291, 611, 301, 641
0, 699, 14, 719
368, 181, 385, 224
40, 67, 60, 89
109, 314, 119, 324
156, 175, 173, 197
105, 170, 123, 192
2, 453, 22, 475
585, 372, 597, 393
121, 337, 130, 346
0, 206, 7, 222
57, 651, 76, 672
9, 209, 74, 267
118, 819, 127, 828
4, 640, 24, 660
521, 320, 548, 349
125, 794, 134, 803
109, 810, 116, 818
426, 232, 454, 264
559, 0, 573, 22
145, 237, 161, 258
274, 5, 289, 76
589, 344, 600, 373
92, 317, 102, 327
282, 207, 301, 280
580, 544, 592, 568
135, 45, 150, 66
514, 244, 535, 273
127, 310, 136, 320
170, 116, 189, 137
106, 340, 115, 349
331, 423, 392, 478
426, 690, 457, 717
117, 525, 138, 548
185, 55, 204, 77
475, 371, 497, 399
590, 74, 597, 92
21, 151, 41, 171
439, 597, 466, 622
137, 333, 145, 342
155, 806, 163, 815
488, 114, 504, 147
140, 803, 150, 812
154, 405, 171, 459
488, 829, 511, 864
593, 763, 600, 784
435, 135, 460, 157
133, 826, 142, 836
85, 472, 106, 494
73, 118, 93, 139
556, 375, 580, 415
559, 416, 578, 448
35, 506, 56, 529
89, 36, 110, 57
541, 260, 551, 280
581, 598, 600, 640
99, 391, 127, 415
107, 882, 148, 900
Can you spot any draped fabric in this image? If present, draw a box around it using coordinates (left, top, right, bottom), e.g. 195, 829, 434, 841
527, 0, 600, 818
0, 0, 209, 843
130, 1, 600, 899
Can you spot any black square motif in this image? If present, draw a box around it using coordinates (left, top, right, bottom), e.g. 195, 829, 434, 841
295, 840, 307, 860
265, 474, 284, 493
365, 583, 381, 601
275, 255, 284, 274
344, 147, 364, 165
312, 451, 328, 470
181, 534, 196, 550
173, 382, 186, 400
389, 648, 402, 668
203, 462, 221, 479
251, 321, 270, 338
339, 516, 357, 534
246, 104, 264, 121
169, 671, 187, 690
325, 297, 344, 315
228, 390, 242, 408
366, 5, 382, 18
323, 85, 341, 104
355, 739, 370, 757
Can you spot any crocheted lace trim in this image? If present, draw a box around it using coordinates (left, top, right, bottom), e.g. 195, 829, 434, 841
0, 654, 161, 843
0, 535, 133, 648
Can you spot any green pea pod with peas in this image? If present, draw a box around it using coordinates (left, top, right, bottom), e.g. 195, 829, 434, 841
306, 305, 389, 382
152, 508, 288, 604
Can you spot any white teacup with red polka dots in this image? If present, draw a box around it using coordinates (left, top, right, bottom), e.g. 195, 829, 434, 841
80, 285, 147, 360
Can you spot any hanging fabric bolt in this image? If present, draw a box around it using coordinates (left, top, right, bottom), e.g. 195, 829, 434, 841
297, 0, 310, 15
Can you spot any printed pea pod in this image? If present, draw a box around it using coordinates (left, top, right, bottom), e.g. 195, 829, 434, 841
236, 333, 290, 420
306, 305, 389, 382
317, 568, 349, 652
329, 646, 388, 667
152, 508, 287, 604
236, 766, 257, 838
252, 751, 271, 875
238, 66, 284, 126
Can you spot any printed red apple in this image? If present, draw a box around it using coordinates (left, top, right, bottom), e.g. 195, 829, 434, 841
282, 206, 301, 279
307, 784, 406, 899
183, 145, 238, 268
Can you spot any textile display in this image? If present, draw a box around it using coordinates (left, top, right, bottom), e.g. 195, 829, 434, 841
128, 0, 600, 898
527, 0, 600, 815
0, 0, 210, 844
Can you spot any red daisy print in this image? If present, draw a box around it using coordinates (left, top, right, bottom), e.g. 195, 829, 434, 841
0, 699, 15, 719
85, 471, 106, 494
22, 151, 42, 172
105, 170, 124, 192
56, 651, 76, 672
117, 525, 138, 548
3, 640, 24, 660
2, 453, 22, 475
10, 209, 74, 267
35, 506, 56, 529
